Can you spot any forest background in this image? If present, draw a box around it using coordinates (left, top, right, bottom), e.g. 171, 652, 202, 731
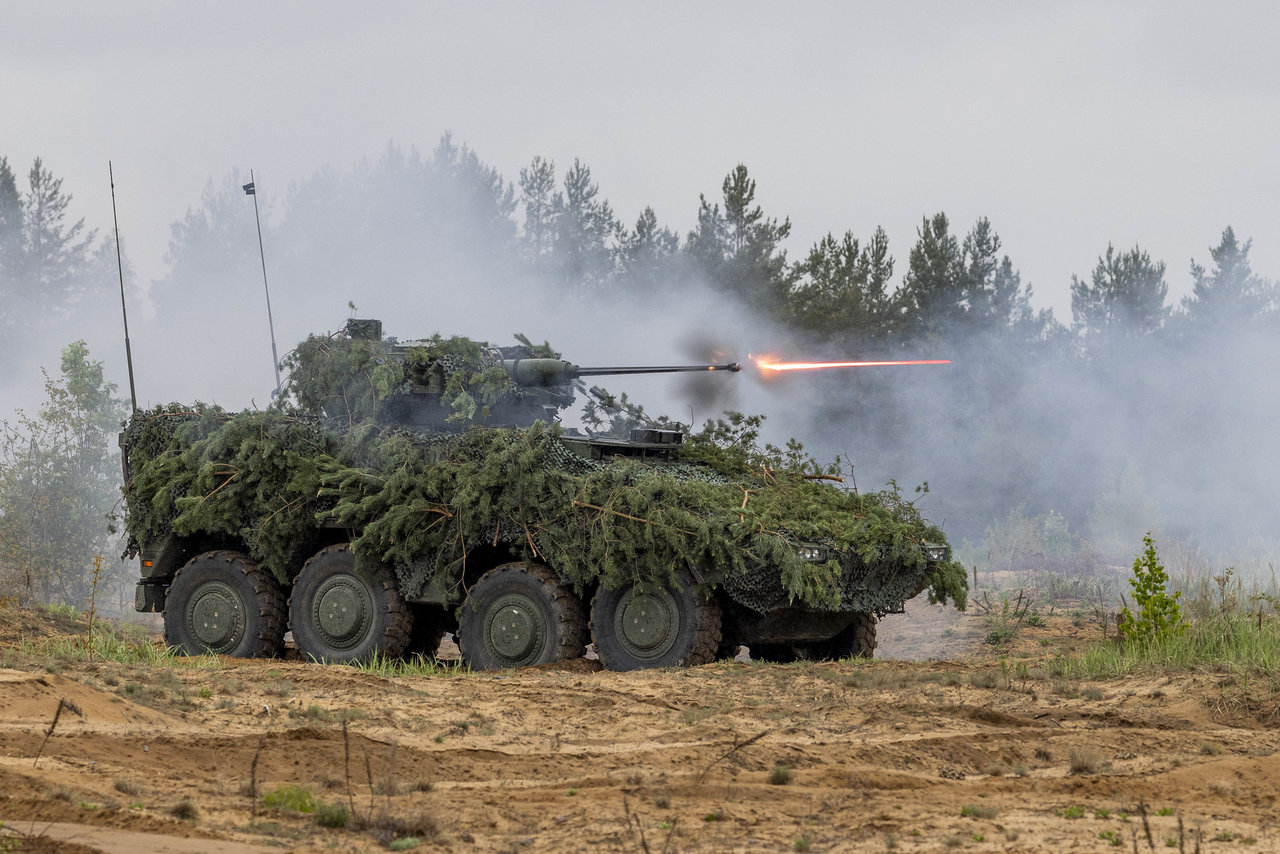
0, 144, 1275, 611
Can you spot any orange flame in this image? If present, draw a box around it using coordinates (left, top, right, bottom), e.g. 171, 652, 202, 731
754, 357, 951, 372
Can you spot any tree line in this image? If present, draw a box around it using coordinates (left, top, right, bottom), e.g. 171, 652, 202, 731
1, 142, 1276, 606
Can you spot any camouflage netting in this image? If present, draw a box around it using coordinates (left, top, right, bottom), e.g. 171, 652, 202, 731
122, 330, 967, 615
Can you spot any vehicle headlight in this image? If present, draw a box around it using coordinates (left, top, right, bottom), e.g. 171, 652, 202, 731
924, 544, 949, 561
796, 544, 827, 562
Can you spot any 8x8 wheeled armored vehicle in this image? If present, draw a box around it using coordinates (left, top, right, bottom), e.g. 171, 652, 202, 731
122, 319, 966, 670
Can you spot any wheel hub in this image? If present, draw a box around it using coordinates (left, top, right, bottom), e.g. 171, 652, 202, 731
187, 581, 245, 653
485, 593, 545, 665
313, 575, 374, 650
616, 588, 677, 660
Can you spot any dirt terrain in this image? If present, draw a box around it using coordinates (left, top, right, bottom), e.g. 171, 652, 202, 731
1, 601, 1276, 853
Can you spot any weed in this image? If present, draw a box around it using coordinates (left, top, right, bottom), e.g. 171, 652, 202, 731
769, 764, 792, 785
113, 779, 141, 796
261, 784, 317, 814
567, 788, 578, 796
1068, 746, 1106, 774
793, 837, 811, 851
1057, 805, 1085, 819
316, 801, 347, 828
262, 680, 293, 698
1094, 808, 1111, 819
703, 810, 723, 822
1155, 807, 1175, 816
169, 799, 199, 821
960, 804, 997, 819
971, 833, 985, 842
1199, 741, 1224, 755
1099, 829, 1122, 846
388, 838, 419, 851
653, 794, 670, 809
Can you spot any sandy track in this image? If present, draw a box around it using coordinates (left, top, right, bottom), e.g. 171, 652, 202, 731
1, 605, 1276, 852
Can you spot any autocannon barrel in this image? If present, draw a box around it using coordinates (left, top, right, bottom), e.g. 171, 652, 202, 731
501, 358, 741, 387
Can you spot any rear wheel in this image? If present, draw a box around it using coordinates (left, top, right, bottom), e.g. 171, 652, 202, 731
164, 550, 285, 658
806, 612, 877, 660
288, 544, 411, 664
590, 572, 721, 671
457, 562, 586, 670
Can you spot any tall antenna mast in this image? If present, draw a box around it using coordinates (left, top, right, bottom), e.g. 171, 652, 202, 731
109, 162, 138, 412
244, 169, 282, 398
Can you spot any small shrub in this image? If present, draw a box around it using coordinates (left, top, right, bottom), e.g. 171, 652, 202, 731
1057, 804, 1085, 819
960, 804, 997, 819
769, 764, 792, 785
169, 799, 199, 821
114, 779, 141, 796
1069, 747, 1105, 774
388, 838, 419, 851
1119, 534, 1185, 644
794, 837, 811, 851
316, 801, 347, 828
261, 784, 317, 814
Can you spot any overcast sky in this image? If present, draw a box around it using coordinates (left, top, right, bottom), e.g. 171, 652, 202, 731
4, 0, 1277, 326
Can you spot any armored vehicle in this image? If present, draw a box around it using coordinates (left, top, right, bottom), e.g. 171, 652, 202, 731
122, 319, 966, 670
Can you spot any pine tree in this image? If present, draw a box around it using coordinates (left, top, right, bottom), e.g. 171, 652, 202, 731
1070, 243, 1169, 346
788, 227, 895, 344
685, 165, 794, 316
1180, 226, 1274, 329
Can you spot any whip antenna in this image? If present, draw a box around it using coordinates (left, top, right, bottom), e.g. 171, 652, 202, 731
243, 169, 282, 398
109, 162, 138, 413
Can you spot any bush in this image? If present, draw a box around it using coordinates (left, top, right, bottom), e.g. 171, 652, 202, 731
316, 801, 347, 828
1119, 534, 1185, 644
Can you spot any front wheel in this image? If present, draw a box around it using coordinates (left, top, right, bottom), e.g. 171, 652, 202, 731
288, 544, 411, 664
590, 572, 721, 671
457, 562, 586, 670
164, 550, 286, 658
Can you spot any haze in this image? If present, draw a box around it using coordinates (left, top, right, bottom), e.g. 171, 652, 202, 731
2, 0, 1277, 567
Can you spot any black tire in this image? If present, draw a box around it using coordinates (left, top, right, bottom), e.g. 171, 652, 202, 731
404, 604, 452, 660
590, 571, 721, 671
288, 544, 411, 664
164, 550, 285, 658
806, 612, 878, 661
457, 562, 586, 670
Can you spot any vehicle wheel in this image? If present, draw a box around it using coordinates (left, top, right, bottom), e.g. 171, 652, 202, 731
164, 550, 285, 657
404, 604, 452, 659
457, 562, 586, 670
288, 544, 411, 664
807, 612, 877, 660
590, 571, 721, 671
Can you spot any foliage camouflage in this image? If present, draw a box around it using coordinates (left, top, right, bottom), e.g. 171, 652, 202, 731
122, 330, 967, 615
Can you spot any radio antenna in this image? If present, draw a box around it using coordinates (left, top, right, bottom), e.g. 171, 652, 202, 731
109, 162, 138, 413
243, 170, 283, 398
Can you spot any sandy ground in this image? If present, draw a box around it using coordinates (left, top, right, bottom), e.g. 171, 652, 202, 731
1, 600, 1276, 853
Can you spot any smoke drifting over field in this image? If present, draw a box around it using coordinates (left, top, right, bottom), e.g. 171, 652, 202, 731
5, 145, 1278, 578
